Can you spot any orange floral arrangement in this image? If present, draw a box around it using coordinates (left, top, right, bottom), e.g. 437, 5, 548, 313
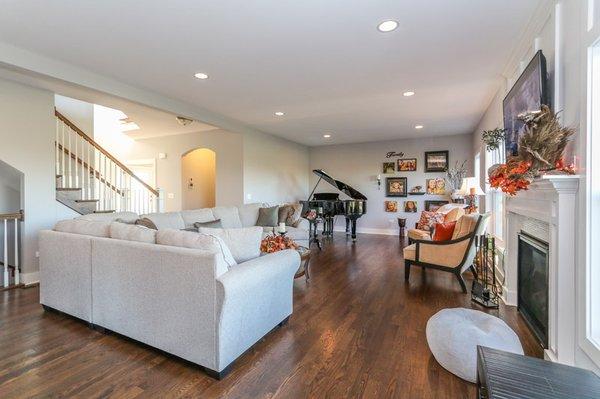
487, 106, 575, 196
260, 234, 299, 253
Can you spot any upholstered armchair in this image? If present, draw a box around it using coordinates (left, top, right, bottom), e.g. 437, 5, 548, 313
403, 213, 491, 293
407, 205, 466, 244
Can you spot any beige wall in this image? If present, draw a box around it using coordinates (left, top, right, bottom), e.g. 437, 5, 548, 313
181, 148, 216, 209
309, 133, 473, 234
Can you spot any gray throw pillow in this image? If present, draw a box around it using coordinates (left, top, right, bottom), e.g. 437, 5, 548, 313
135, 217, 158, 230
256, 206, 279, 227
194, 219, 222, 229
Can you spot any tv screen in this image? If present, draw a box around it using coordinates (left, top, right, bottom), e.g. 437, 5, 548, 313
503, 50, 548, 157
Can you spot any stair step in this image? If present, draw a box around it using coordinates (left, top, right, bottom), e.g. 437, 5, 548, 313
56, 187, 81, 192
75, 199, 99, 203
93, 210, 115, 214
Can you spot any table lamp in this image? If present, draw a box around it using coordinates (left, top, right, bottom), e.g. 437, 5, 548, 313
458, 177, 485, 213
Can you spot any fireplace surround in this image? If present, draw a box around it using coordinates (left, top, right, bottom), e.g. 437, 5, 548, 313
504, 175, 579, 364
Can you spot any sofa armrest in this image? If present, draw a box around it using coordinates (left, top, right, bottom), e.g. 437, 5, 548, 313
215, 249, 300, 370
414, 235, 472, 268
294, 218, 309, 231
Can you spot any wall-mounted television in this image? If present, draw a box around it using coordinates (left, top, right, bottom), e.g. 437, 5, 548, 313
503, 50, 548, 157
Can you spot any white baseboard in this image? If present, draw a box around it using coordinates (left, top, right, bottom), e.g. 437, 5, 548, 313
21, 271, 39, 286
332, 226, 399, 236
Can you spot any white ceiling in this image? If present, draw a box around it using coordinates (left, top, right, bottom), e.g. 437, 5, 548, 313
0, 0, 542, 146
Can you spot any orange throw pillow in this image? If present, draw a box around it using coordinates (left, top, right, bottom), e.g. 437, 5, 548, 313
432, 221, 457, 241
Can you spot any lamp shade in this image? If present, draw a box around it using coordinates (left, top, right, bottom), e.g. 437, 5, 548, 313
458, 177, 485, 196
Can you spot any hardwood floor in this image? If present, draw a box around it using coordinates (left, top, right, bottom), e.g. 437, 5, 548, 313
0, 233, 541, 398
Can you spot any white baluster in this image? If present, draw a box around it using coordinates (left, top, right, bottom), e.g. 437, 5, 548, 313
3, 219, 8, 287
88, 143, 92, 201
14, 218, 18, 286
61, 122, 66, 183
74, 133, 79, 188
68, 128, 72, 187
55, 118, 59, 176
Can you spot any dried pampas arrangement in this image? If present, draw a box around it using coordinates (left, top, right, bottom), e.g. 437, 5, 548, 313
487, 105, 575, 195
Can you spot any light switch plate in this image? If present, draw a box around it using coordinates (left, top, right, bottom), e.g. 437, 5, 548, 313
167, 193, 175, 199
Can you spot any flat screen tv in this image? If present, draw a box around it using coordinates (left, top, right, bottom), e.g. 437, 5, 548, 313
503, 50, 548, 157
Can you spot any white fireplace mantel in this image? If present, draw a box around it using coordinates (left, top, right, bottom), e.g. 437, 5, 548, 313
504, 175, 580, 365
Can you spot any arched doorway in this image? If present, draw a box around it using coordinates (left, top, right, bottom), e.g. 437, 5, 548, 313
181, 148, 216, 210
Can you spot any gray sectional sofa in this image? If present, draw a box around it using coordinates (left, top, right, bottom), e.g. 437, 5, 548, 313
39, 203, 306, 378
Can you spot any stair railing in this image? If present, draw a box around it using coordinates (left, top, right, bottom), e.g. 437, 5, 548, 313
55, 111, 163, 214
1, 210, 23, 288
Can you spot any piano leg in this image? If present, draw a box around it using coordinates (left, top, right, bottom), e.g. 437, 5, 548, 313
351, 219, 357, 242
345, 217, 350, 236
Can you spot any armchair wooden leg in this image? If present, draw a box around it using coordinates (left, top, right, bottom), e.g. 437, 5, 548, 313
405, 261, 411, 281
455, 272, 467, 293
470, 265, 478, 279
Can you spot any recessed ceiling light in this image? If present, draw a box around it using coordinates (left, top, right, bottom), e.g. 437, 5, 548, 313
378, 20, 398, 32
323, 134, 332, 138
415, 125, 424, 129
274, 111, 285, 116
403, 91, 415, 97
194, 72, 209, 80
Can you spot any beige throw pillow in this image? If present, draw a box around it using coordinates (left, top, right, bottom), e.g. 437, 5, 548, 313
156, 229, 236, 270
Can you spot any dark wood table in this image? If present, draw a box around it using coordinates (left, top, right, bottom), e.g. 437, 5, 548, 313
477, 346, 600, 398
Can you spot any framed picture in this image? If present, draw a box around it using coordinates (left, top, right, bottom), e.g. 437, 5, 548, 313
404, 200, 417, 213
385, 200, 398, 212
382, 162, 395, 174
397, 158, 417, 172
425, 200, 449, 212
426, 178, 446, 195
385, 177, 407, 197
425, 151, 449, 172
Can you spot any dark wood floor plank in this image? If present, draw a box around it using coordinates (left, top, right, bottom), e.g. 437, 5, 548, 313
0, 233, 541, 398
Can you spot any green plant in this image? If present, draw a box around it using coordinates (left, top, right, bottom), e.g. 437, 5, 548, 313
482, 128, 506, 152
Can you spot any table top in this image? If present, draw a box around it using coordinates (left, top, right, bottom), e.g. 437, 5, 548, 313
477, 346, 600, 399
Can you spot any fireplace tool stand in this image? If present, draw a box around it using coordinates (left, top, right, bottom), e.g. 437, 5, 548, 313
471, 234, 500, 309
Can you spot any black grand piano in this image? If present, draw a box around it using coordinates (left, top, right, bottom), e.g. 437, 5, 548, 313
300, 169, 367, 242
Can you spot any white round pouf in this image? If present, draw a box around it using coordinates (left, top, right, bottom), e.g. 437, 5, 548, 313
426, 308, 523, 383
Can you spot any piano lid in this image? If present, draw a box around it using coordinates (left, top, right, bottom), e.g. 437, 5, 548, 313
312, 169, 367, 200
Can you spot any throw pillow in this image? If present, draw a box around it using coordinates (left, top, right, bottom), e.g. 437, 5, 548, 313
194, 219, 222, 229
278, 205, 294, 224
110, 222, 156, 244
135, 217, 158, 230
286, 203, 303, 226
432, 221, 457, 241
156, 229, 236, 271
416, 211, 445, 232
197, 226, 263, 263
256, 206, 279, 227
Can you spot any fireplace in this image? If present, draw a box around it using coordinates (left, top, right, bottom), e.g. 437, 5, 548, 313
518, 232, 549, 348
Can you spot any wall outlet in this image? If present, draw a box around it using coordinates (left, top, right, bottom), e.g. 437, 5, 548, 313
158, 152, 167, 159
35, 251, 39, 258
246, 193, 252, 200
167, 193, 175, 199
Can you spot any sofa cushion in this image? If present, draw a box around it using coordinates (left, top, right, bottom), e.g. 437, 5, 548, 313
156, 229, 236, 270
256, 206, 279, 227
452, 214, 480, 240
110, 222, 156, 244
54, 219, 111, 238
77, 211, 139, 223
238, 203, 262, 227
211, 206, 243, 229
180, 208, 216, 228
141, 212, 186, 230
198, 226, 262, 263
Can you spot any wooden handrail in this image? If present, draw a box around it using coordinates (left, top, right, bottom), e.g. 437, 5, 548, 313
55, 110, 159, 196
0, 210, 23, 221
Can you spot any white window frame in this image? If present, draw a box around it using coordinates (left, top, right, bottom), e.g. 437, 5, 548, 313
485, 146, 505, 246
581, 0, 600, 368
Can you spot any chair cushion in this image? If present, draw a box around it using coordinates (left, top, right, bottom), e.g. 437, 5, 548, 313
141, 212, 186, 230
403, 243, 416, 261
180, 208, 216, 228
432, 221, 456, 241
426, 308, 523, 383
256, 206, 279, 227
407, 229, 431, 241
156, 228, 236, 272
197, 226, 263, 263
109, 222, 156, 244
54, 219, 111, 238
238, 203, 263, 227
211, 206, 243, 228
452, 214, 480, 239
444, 207, 465, 223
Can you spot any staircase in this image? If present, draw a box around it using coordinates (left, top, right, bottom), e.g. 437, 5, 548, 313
55, 110, 163, 215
